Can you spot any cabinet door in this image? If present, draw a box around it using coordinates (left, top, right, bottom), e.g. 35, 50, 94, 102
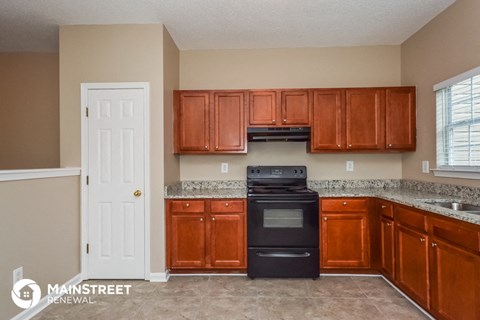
281, 90, 310, 125
385, 87, 416, 150
170, 214, 206, 268
249, 91, 277, 126
380, 217, 395, 280
430, 238, 480, 320
395, 224, 429, 308
214, 91, 246, 152
209, 213, 246, 268
311, 89, 344, 151
176, 92, 210, 152
345, 88, 384, 150
321, 213, 370, 268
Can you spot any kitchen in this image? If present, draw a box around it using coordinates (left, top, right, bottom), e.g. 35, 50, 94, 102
1, 0, 480, 319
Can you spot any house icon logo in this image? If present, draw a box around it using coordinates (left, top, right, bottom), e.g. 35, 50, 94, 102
11, 279, 41, 309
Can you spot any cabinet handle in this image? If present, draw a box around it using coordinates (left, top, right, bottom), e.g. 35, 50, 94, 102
348, 144, 352, 148
282, 119, 287, 123
225, 203, 229, 207
420, 238, 425, 243
342, 202, 347, 206
272, 119, 276, 123
386, 222, 391, 226
185, 203, 190, 207
215, 146, 219, 150
204, 145, 208, 150
388, 144, 392, 147
337, 144, 341, 148
324, 217, 327, 221
212, 217, 215, 221
432, 243, 437, 247
381, 205, 387, 209
200, 218, 203, 222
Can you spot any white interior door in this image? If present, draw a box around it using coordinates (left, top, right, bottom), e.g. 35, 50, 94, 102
87, 88, 145, 279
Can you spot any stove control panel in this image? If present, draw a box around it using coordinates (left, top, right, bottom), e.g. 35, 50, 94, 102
247, 166, 307, 179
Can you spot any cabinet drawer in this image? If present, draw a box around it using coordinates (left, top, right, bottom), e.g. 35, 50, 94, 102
395, 206, 427, 233
322, 199, 368, 212
378, 200, 394, 219
210, 200, 244, 213
430, 217, 480, 253
170, 200, 205, 213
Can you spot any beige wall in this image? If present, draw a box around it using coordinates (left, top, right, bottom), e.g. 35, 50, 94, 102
0, 53, 59, 169
0, 176, 80, 320
59, 24, 167, 272
163, 27, 180, 186
401, 0, 480, 187
179, 46, 403, 180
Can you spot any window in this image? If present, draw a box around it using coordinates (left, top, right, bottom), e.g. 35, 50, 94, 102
434, 66, 480, 179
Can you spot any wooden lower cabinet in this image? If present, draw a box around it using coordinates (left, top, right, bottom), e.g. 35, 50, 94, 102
395, 223, 430, 309
166, 199, 246, 270
380, 217, 395, 280
320, 198, 370, 269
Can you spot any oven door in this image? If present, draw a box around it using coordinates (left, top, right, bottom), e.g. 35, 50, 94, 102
247, 197, 319, 247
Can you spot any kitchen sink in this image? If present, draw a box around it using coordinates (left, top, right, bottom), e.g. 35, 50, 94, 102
421, 200, 480, 214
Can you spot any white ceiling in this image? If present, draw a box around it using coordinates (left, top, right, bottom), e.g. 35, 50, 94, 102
0, 0, 455, 52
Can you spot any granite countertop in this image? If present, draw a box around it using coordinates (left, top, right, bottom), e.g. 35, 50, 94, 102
165, 181, 480, 226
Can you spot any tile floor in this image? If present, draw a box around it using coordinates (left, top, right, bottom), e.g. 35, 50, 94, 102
31, 276, 429, 320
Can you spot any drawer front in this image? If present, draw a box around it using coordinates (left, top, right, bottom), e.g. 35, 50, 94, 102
210, 200, 244, 213
322, 198, 368, 212
395, 206, 427, 233
378, 200, 394, 219
430, 217, 480, 253
170, 200, 205, 213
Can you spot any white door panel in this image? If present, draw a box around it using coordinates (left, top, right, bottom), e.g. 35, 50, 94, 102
88, 88, 145, 279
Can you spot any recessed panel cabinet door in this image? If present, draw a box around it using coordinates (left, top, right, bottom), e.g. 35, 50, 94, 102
395, 224, 430, 309
430, 238, 480, 320
177, 92, 210, 152
281, 90, 310, 125
385, 87, 416, 150
311, 89, 344, 151
209, 213, 246, 268
249, 91, 277, 126
214, 92, 246, 152
380, 217, 395, 280
346, 89, 384, 150
170, 214, 206, 268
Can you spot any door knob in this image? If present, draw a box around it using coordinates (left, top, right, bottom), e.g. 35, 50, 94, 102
133, 190, 142, 197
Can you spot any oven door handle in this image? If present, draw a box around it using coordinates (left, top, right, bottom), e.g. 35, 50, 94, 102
251, 200, 318, 204
256, 252, 311, 258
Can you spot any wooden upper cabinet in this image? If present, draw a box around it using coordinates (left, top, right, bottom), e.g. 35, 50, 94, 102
175, 91, 210, 152
214, 91, 246, 152
345, 88, 384, 150
310, 89, 344, 151
248, 89, 310, 126
385, 87, 416, 150
281, 90, 310, 125
249, 91, 277, 126
174, 90, 246, 154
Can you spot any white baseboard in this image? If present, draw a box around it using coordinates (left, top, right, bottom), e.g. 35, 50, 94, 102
149, 271, 170, 282
11, 273, 82, 320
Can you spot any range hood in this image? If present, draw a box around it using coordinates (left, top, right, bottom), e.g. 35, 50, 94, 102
247, 127, 311, 142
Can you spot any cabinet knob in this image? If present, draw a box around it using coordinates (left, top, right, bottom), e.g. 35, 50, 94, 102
342, 202, 347, 206
324, 217, 327, 221
386, 222, 391, 227
348, 144, 352, 148
212, 217, 215, 221
337, 144, 341, 148
215, 146, 219, 150
388, 144, 392, 147
381, 205, 387, 209
420, 238, 425, 243
432, 243, 437, 247
200, 218, 203, 222
185, 203, 190, 207
283, 119, 287, 123
204, 145, 208, 150
225, 202, 229, 207
272, 119, 276, 123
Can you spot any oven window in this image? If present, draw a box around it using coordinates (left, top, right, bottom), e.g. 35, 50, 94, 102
263, 209, 303, 228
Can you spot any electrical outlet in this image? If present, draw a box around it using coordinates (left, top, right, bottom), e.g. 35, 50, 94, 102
221, 162, 229, 173
346, 161, 354, 172
13, 267, 23, 286
422, 161, 430, 173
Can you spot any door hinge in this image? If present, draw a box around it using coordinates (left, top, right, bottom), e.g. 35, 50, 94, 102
86, 176, 89, 185
86, 107, 89, 117
86, 243, 89, 254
